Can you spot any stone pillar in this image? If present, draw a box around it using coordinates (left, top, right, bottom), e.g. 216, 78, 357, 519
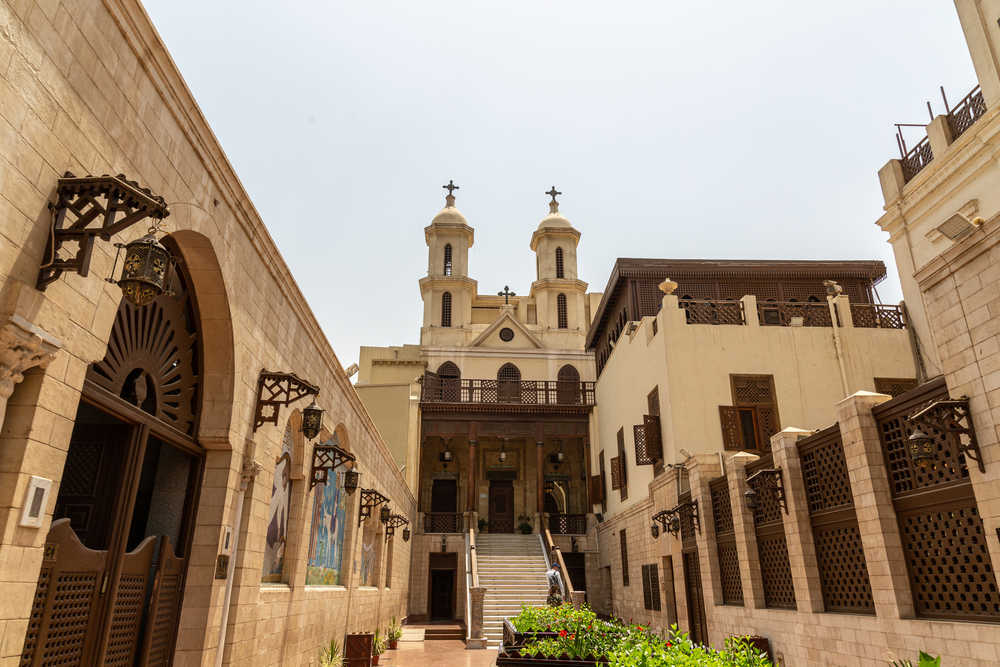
467, 586, 487, 649
770, 427, 824, 612
536, 439, 545, 514
467, 439, 478, 512
726, 452, 765, 609
687, 454, 723, 613
0, 316, 62, 431
926, 115, 954, 158
836, 390, 913, 618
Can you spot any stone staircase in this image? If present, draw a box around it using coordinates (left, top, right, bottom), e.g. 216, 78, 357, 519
475, 534, 549, 648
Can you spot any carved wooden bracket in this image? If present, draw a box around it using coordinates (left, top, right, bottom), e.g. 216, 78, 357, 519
310, 442, 355, 490
37, 173, 169, 290
358, 488, 389, 526
253, 370, 319, 432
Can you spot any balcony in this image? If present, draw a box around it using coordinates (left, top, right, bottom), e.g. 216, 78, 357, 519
849, 303, 906, 329
423, 512, 463, 533
679, 299, 745, 325
420, 374, 595, 407
547, 513, 588, 535
670, 298, 905, 330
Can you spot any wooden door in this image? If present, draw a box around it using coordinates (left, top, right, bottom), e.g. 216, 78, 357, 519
682, 550, 708, 645
489, 481, 514, 533
430, 570, 455, 619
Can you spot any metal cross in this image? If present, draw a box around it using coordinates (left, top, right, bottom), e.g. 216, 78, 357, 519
443, 180, 459, 196
497, 285, 516, 304
546, 186, 562, 203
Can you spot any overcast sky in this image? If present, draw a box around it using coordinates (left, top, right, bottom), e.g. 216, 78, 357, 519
143, 1, 976, 372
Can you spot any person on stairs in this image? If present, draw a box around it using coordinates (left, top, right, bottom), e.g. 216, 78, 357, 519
546, 562, 565, 606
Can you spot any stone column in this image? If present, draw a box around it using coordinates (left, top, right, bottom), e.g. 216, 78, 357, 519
687, 454, 723, 613
467, 586, 487, 649
0, 316, 62, 431
726, 452, 765, 609
770, 427, 824, 612
836, 390, 913, 619
468, 439, 478, 512
536, 439, 545, 514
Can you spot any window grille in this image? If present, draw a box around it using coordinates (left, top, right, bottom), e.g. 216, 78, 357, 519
746, 454, 796, 610
710, 477, 743, 606
443, 243, 452, 276
557, 293, 568, 329
441, 292, 452, 327
641, 564, 661, 611
619, 529, 629, 586
555, 247, 564, 278
438, 362, 460, 401
616, 427, 628, 500
497, 363, 521, 403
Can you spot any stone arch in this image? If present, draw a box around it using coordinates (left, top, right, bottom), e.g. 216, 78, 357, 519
164, 230, 236, 449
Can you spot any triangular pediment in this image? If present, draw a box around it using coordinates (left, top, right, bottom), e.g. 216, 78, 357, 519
470, 310, 544, 349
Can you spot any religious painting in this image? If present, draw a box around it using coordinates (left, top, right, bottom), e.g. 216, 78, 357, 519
306, 437, 348, 585
359, 514, 379, 586
262, 423, 294, 582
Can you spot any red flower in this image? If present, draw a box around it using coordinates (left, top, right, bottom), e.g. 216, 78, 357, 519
559, 630, 568, 638
569, 634, 575, 640
666, 642, 673, 648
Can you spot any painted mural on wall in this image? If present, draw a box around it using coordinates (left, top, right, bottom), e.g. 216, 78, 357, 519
359, 516, 378, 586
306, 436, 348, 585
262, 423, 294, 582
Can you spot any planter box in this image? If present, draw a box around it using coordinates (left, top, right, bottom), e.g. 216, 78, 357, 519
344, 633, 373, 667
497, 651, 608, 666
503, 619, 559, 647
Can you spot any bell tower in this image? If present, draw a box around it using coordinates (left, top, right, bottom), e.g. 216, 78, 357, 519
530, 188, 588, 335
420, 181, 477, 337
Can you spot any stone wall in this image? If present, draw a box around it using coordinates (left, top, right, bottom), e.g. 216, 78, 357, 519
0, 0, 414, 664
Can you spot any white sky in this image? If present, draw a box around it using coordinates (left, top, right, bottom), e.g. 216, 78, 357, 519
142, 1, 977, 370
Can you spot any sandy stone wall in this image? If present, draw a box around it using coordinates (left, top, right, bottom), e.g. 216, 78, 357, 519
0, 0, 414, 664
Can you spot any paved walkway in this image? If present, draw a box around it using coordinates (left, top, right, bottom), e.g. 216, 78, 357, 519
380, 640, 498, 666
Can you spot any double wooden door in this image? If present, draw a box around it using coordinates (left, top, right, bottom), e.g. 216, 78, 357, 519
21, 397, 202, 666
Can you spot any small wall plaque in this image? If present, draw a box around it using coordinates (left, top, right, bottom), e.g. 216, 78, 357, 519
215, 554, 229, 579
19, 476, 52, 528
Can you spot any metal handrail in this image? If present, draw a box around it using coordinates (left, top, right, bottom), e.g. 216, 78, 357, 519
421, 375, 596, 406
464, 529, 472, 643
469, 525, 480, 588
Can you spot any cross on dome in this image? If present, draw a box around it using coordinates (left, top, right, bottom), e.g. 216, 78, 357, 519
442, 180, 459, 207
546, 186, 562, 213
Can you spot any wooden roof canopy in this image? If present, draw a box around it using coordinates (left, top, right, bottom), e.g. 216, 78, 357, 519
585, 258, 888, 350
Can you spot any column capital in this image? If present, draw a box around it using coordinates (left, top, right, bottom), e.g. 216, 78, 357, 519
0, 315, 62, 400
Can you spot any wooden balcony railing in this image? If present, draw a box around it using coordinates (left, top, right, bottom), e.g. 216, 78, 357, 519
423, 512, 462, 533
850, 304, 906, 329
548, 513, 587, 535
757, 301, 834, 327
948, 85, 987, 140
901, 135, 933, 182
421, 374, 595, 406
679, 299, 745, 325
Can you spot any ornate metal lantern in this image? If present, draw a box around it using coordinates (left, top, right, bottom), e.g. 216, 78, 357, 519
380, 505, 392, 524
344, 469, 360, 493
301, 398, 324, 440
402, 527, 410, 542
652, 509, 680, 538
440, 445, 453, 464
906, 427, 935, 468
498, 440, 507, 463
743, 487, 758, 511
115, 232, 172, 306
650, 523, 660, 539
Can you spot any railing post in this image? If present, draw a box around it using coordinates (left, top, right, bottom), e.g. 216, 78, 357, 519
741, 295, 758, 329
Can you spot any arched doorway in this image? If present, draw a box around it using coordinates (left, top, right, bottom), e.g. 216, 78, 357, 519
497, 363, 521, 403
438, 361, 460, 402
557, 365, 580, 404
22, 263, 204, 666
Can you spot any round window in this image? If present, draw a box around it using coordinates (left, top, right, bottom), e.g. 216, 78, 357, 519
499, 327, 514, 342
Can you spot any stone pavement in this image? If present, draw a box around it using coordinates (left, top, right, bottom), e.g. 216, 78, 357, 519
379, 640, 498, 666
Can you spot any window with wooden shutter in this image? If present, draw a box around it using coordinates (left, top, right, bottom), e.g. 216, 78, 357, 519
642, 564, 662, 611
610, 456, 622, 490
557, 293, 568, 329
620, 530, 630, 586
755, 405, 779, 451
721, 374, 781, 452
719, 406, 744, 450
634, 416, 662, 465
590, 474, 604, 503
648, 388, 664, 475
556, 247, 564, 278
598, 451, 607, 512
616, 427, 628, 500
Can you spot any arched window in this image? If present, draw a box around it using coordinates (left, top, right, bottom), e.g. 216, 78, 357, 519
441, 292, 452, 327
555, 247, 565, 278
557, 293, 568, 329
438, 361, 461, 401
557, 364, 581, 404
443, 244, 453, 276
497, 363, 521, 403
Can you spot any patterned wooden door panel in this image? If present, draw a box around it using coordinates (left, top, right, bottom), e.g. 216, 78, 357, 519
105, 536, 157, 666
718, 406, 744, 450
21, 519, 107, 667
682, 549, 707, 645
141, 537, 187, 666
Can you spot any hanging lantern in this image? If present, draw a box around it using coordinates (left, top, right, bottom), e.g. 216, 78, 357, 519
907, 427, 935, 469
344, 469, 360, 493
380, 505, 392, 524
402, 527, 411, 542
650, 523, 659, 539
743, 487, 758, 511
301, 397, 324, 440
499, 441, 507, 463
668, 514, 680, 536
440, 447, 453, 464
115, 233, 171, 306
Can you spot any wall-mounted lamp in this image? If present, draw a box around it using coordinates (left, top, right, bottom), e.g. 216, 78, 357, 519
344, 470, 360, 493
652, 509, 679, 538
380, 505, 392, 524
301, 397, 324, 440
253, 370, 319, 432
499, 439, 507, 464
403, 527, 411, 542
906, 396, 983, 473
745, 468, 787, 516
109, 229, 174, 306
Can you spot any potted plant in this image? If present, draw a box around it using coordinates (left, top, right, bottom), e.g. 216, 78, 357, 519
371, 629, 385, 665
518, 514, 533, 534
319, 639, 342, 667
386, 617, 402, 650
478, 517, 488, 532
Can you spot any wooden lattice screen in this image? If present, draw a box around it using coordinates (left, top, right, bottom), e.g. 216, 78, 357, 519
746, 454, 796, 610
873, 378, 1000, 622
633, 415, 662, 465
641, 564, 662, 611
797, 425, 874, 614
710, 477, 743, 606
